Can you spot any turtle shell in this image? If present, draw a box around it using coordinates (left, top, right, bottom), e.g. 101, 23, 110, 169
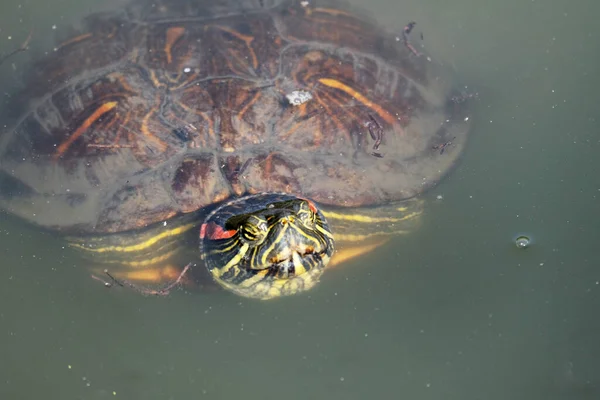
0, 0, 470, 234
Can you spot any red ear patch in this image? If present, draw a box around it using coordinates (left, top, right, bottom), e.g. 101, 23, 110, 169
305, 199, 318, 213
200, 222, 236, 240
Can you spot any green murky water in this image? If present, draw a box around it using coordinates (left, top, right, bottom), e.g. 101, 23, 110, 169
1, 0, 598, 399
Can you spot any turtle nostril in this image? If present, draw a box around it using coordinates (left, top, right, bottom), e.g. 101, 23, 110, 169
280, 216, 294, 225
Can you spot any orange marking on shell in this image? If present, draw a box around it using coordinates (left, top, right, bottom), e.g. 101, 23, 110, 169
140, 110, 168, 151
200, 222, 236, 240
149, 69, 163, 88
165, 26, 185, 64
105, 26, 118, 39
313, 91, 348, 142
312, 8, 354, 17
54, 101, 118, 160
237, 90, 261, 121
318, 78, 396, 125
279, 120, 303, 141
206, 25, 258, 70
113, 109, 131, 144
57, 33, 93, 50
169, 71, 199, 91
110, 73, 136, 95
97, 109, 120, 135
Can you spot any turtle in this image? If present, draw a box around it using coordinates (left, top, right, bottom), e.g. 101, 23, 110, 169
0, 0, 472, 299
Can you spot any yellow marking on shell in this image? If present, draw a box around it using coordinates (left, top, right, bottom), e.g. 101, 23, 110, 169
318, 78, 396, 125
69, 223, 195, 253
212, 242, 249, 278
54, 102, 118, 160
164, 26, 185, 64
321, 210, 421, 224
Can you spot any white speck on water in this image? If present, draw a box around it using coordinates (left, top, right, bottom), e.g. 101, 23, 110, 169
339, 377, 345, 382
464, 117, 469, 121
7, 36, 12, 40
52, 25, 57, 30
436, 194, 443, 200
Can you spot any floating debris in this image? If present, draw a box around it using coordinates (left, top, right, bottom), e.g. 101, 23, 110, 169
286, 90, 313, 106
432, 137, 456, 154
401, 21, 421, 57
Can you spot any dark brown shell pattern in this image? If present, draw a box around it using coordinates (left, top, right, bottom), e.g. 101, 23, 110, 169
0, 0, 470, 234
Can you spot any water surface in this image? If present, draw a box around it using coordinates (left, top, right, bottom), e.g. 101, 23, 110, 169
1, 0, 599, 399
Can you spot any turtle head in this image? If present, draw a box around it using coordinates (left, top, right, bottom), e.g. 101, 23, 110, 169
199, 193, 335, 300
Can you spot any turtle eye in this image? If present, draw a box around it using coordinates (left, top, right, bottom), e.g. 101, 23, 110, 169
240, 216, 268, 244
297, 201, 316, 228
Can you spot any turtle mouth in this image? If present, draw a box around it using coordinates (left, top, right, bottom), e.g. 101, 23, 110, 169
270, 246, 326, 279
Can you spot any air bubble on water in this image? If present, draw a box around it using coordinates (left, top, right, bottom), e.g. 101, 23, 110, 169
515, 235, 531, 249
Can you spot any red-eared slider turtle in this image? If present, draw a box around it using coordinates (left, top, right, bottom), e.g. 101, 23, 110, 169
0, 0, 471, 299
